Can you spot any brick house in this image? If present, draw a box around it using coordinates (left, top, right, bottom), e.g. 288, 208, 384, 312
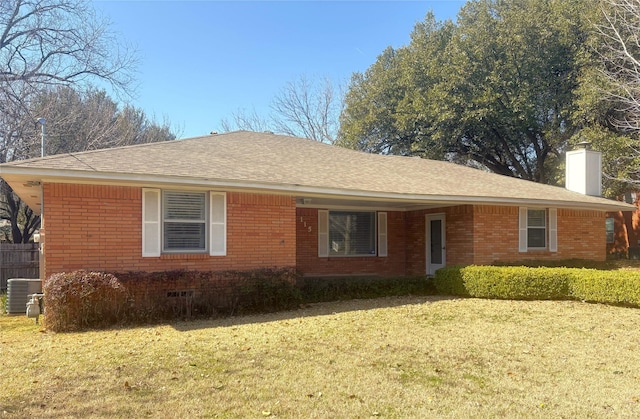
0, 131, 633, 283
606, 191, 640, 258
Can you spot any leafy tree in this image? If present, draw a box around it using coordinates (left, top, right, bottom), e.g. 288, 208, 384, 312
339, 0, 597, 185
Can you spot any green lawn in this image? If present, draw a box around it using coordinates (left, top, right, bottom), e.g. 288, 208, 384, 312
1, 296, 639, 418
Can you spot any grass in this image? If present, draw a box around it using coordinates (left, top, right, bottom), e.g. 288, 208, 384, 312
2, 296, 640, 417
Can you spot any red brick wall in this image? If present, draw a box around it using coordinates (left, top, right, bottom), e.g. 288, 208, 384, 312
405, 206, 475, 276
296, 204, 606, 277
606, 193, 640, 256
42, 184, 296, 279
296, 208, 407, 277
470, 206, 605, 264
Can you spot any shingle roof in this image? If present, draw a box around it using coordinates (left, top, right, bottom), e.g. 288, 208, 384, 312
0, 130, 632, 211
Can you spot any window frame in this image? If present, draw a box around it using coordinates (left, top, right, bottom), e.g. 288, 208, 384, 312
162, 190, 208, 254
328, 210, 377, 257
519, 207, 557, 253
526, 208, 547, 250
317, 209, 388, 258
605, 217, 615, 244
142, 188, 227, 257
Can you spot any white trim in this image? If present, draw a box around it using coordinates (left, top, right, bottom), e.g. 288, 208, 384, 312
426, 213, 446, 275
317, 210, 329, 257
209, 192, 227, 256
1, 166, 631, 212
378, 212, 388, 257
518, 207, 528, 253
548, 208, 558, 252
142, 188, 161, 257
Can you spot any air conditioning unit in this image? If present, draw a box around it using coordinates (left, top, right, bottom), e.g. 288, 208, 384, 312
6, 278, 41, 314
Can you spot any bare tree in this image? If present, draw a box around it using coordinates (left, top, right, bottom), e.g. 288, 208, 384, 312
270, 76, 343, 144
220, 107, 272, 134
0, 0, 136, 96
0, 0, 139, 242
597, 0, 640, 132
0, 86, 177, 243
219, 75, 344, 144
26, 87, 175, 155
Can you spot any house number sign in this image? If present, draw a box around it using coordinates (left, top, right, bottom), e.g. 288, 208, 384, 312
300, 216, 312, 232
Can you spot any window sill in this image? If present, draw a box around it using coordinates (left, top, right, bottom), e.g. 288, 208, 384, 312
328, 254, 378, 258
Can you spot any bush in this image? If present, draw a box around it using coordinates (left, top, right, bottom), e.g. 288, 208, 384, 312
300, 276, 435, 303
44, 268, 302, 330
232, 272, 301, 314
569, 269, 640, 307
44, 271, 129, 332
116, 268, 300, 321
433, 267, 469, 297
462, 266, 571, 300
434, 265, 640, 308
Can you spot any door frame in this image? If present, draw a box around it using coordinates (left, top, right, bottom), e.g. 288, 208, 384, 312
426, 213, 446, 276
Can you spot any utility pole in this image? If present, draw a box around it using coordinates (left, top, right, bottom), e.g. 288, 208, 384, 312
36, 118, 46, 157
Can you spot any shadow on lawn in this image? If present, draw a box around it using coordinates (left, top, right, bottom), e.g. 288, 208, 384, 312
170, 294, 458, 332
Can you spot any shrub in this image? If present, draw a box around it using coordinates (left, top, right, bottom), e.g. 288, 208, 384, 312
492, 259, 616, 270
117, 268, 300, 321
434, 265, 640, 309
231, 272, 301, 314
569, 269, 640, 307
462, 266, 571, 300
433, 267, 469, 297
44, 271, 129, 332
299, 276, 435, 303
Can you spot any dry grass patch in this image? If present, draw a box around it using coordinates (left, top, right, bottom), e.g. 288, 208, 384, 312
2, 296, 640, 418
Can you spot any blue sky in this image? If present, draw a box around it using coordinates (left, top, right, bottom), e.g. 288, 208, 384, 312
93, 1, 465, 139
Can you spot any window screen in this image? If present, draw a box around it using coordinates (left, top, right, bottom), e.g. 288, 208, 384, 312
329, 211, 376, 256
527, 209, 546, 248
606, 217, 615, 244
163, 191, 207, 251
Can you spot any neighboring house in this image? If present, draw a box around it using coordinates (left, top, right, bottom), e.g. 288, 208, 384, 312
606, 191, 640, 258
0, 131, 633, 284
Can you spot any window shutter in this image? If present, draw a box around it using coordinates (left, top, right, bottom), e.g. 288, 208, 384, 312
318, 210, 328, 257
142, 188, 161, 257
378, 212, 388, 257
518, 207, 528, 253
548, 208, 558, 252
210, 192, 226, 256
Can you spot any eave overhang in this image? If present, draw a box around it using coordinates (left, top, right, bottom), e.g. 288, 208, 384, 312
1, 166, 634, 214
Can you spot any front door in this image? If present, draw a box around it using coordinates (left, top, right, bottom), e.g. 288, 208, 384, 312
426, 214, 446, 276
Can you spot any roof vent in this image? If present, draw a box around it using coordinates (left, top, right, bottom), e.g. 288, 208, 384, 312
565, 145, 602, 197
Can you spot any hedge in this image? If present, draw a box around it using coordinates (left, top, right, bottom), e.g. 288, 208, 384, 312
42, 269, 439, 331
434, 265, 640, 308
299, 275, 436, 303
569, 269, 640, 307
43, 268, 301, 332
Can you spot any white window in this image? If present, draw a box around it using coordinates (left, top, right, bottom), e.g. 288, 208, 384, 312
606, 217, 615, 244
519, 207, 557, 253
527, 209, 546, 249
317, 210, 387, 257
163, 191, 207, 251
142, 189, 226, 257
